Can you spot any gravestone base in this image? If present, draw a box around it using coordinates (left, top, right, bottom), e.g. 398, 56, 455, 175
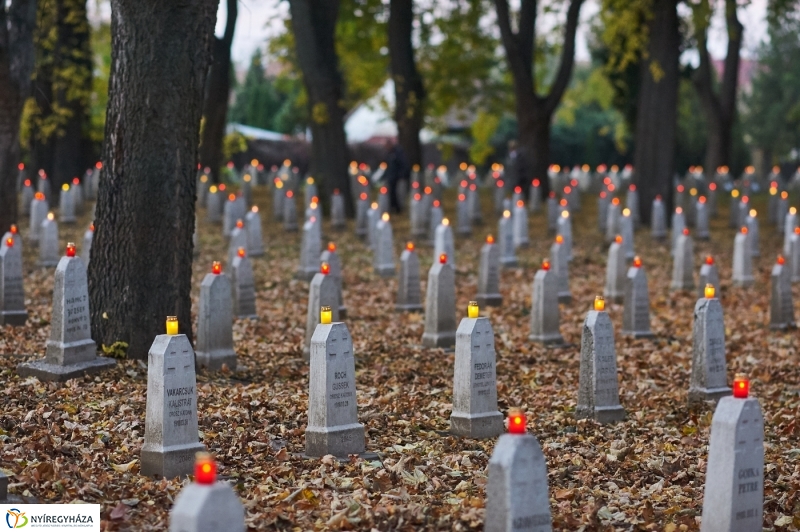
422, 331, 456, 348
196, 350, 237, 372
557, 293, 572, 304
500, 258, 518, 269
450, 411, 503, 439
375, 266, 395, 279
17, 357, 116, 382
1, 310, 27, 326
476, 293, 502, 307
621, 329, 655, 339
37, 258, 59, 268
769, 321, 793, 331
396, 302, 423, 312
339, 306, 347, 319
688, 386, 732, 406
528, 331, 565, 346
732, 277, 754, 288
141, 442, 206, 479
576, 404, 626, 424
305, 423, 365, 458
295, 269, 317, 282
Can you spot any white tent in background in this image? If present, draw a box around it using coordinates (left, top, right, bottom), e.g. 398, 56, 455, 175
345, 79, 435, 144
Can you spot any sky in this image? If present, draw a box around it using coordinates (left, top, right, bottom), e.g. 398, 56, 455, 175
215, 0, 770, 68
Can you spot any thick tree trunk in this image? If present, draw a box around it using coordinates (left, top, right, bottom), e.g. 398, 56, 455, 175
199, 0, 236, 184
88, 0, 217, 360
517, 108, 551, 195
633, 0, 680, 226
288, 0, 353, 215
389, 0, 424, 168
0, 0, 36, 233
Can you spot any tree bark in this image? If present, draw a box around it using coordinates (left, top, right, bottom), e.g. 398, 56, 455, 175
0, 0, 36, 233
88, 0, 217, 360
199, 0, 237, 184
693, 0, 742, 175
288, 0, 353, 215
494, 0, 584, 199
633, 0, 680, 225
389, 0, 424, 168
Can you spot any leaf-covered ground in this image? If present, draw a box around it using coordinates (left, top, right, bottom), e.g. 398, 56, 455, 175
1, 186, 799, 531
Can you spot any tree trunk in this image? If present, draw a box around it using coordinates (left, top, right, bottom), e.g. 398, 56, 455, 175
517, 107, 551, 196
0, 0, 36, 233
88, 0, 217, 360
199, 0, 237, 184
288, 0, 353, 215
389, 0, 424, 168
633, 0, 680, 226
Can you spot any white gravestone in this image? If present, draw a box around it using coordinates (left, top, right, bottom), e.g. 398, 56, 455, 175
59, 186, 76, 224
283, 191, 298, 231
18, 253, 115, 381
297, 218, 321, 281
551, 237, 571, 303
597, 192, 609, 235
20, 181, 33, 216
728, 193, 740, 228
306, 321, 366, 457
303, 269, 339, 361
626, 185, 640, 228
699, 257, 721, 299
355, 193, 369, 238
450, 312, 503, 438
168, 461, 245, 532
745, 212, 759, 257
621, 260, 654, 338
671, 230, 695, 291
605, 200, 620, 243
512, 201, 529, 248
529, 263, 564, 346
619, 210, 635, 260
422, 258, 457, 348
331, 190, 346, 230
231, 251, 257, 320
433, 220, 456, 268
790, 230, 800, 283
373, 215, 396, 278
195, 269, 236, 371
81, 225, 93, 265
0, 236, 27, 325
29, 195, 48, 243
499, 211, 517, 268
227, 222, 248, 266
782, 209, 797, 253
651, 196, 667, 239
141, 333, 205, 478
206, 188, 222, 224
556, 212, 573, 262
476, 237, 502, 307
732, 229, 754, 287
366, 203, 380, 250
244, 208, 265, 257
546, 194, 558, 234
696, 199, 710, 239
468, 184, 482, 224
700, 391, 763, 532
429, 201, 443, 244
305, 178, 318, 207
38, 216, 60, 267
320, 245, 346, 318
410, 193, 426, 239
528, 179, 542, 213
456, 194, 472, 236
603, 237, 626, 303
576, 302, 626, 423
272, 180, 285, 221
769, 258, 794, 330
222, 195, 239, 237
671, 208, 686, 256
396, 244, 423, 312
689, 294, 731, 404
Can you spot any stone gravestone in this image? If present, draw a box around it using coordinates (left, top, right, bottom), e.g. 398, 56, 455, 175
297, 217, 321, 281
651, 196, 667, 239
790, 228, 800, 283
456, 193, 472, 236
410, 192, 425, 239
422, 254, 457, 348
698, 255, 721, 299
546, 193, 558, 234
59, 184, 76, 224
320, 243, 345, 318
81, 223, 94, 265
671, 207, 686, 256
728, 191, 741, 228
529, 260, 564, 346
428, 199, 443, 244
227, 220, 248, 265
195, 263, 236, 371
621, 257, 654, 338
305, 177, 319, 207
671, 229, 695, 291
396, 242, 423, 312
696, 197, 710, 239
484, 410, 552, 532
242, 172, 253, 207
272, 179, 285, 221
783, 208, 797, 250
433, 218, 456, 268
732, 227, 754, 287
38, 214, 60, 267
468, 183, 482, 224
450, 302, 504, 438
528, 178, 542, 213
619, 209, 635, 260
20, 179, 33, 216
168, 454, 245, 532
141, 324, 206, 478
373, 213, 396, 278
512, 200, 530, 248
626, 184, 640, 228
306, 318, 366, 457
222, 194, 239, 237
603, 236, 626, 303
745, 210, 760, 257
597, 192, 609, 235
476, 236, 502, 307
303, 264, 339, 361
499, 210, 517, 268
575, 297, 626, 423
283, 190, 298, 231
770, 256, 795, 330
551, 236, 571, 303
605, 198, 620, 243
556, 211, 573, 261
355, 192, 369, 239
244, 207, 264, 257
699, 377, 763, 532
206, 186, 222, 224
688, 286, 731, 405
231, 249, 257, 320
18, 245, 115, 380
29, 192, 48, 243
0, 235, 27, 325
331, 189, 346, 231
366, 202, 380, 250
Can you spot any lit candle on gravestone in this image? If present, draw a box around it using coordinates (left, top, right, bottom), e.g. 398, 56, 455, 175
705, 255, 714, 265
486, 234, 494, 244
705, 284, 716, 299
541, 259, 550, 271
165, 316, 179, 335
517, 200, 524, 208
212, 261, 222, 275
795, 227, 800, 236
791, 207, 797, 215
360, 192, 368, 201
690, 187, 698, 197
732, 374, 749, 399
656, 194, 662, 201
507, 408, 526, 435
423, 186, 431, 195
413, 193, 421, 201
243, 174, 251, 183
682, 228, 689, 236
777, 255, 785, 266
607, 184, 616, 192
532, 179, 540, 187
460, 180, 468, 189
328, 242, 336, 252
35, 192, 44, 201
442, 218, 450, 226
24, 179, 31, 187
321, 262, 330, 275
514, 186, 521, 194
468, 301, 479, 319
741, 195, 749, 204
283, 159, 291, 166
677, 184, 684, 193
560, 199, 568, 208
594, 296, 605, 312
741, 226, 748, 235
10, 224, 17, 235
17, 162, 23, 170
371, 202, 378, 210
194, 452, 217, 484
439, 253, 447, 264
709, 182, 717, 191
549, 191, 555, 199
236, 219, 244, 229
382, 212, 390, 222
600, 192, 607, 199
237, 247, 246, 258
555, 235, 564, 245
749, 209, 757, 218
615, 235, 622, 244
274, 179, 283, 190
5, 237, 13, 248
731, 189, 739, 198
251, 206, 259, 214
699, 196, 707, 204
633, 256, 642, 268
66, 242, 76, 257
72, 177, 80, 186
320, 305, 332, 325
286, 190, 293, 199
497, 180, 504, 189
406, 241, 415, 252
622, 208, 630, 217
769, 186, 777, 195
200, 174, 208, 184
380, 186, 387, 195
675, 206, 683, 214
209, 185, 218, 194
470, 184, 477, 191
458, 193, 466, 202
564, 186, 572, 195
228, 193, 236, 202
503, 210, 511, 219
61, 183, 69, 192
629, 184, 636, 192
47, 212, 54, 221
611, 197, 620, 206
218, 184, 226, 191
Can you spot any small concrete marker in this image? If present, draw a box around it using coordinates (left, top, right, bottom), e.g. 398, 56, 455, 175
770, 255, 795, 330
605, 198, 621, 243
305, 308, 367, 458
297, 217, 322, 281
688, 284, 732, 405
18, 243, 115, 381
0, 234, 27, 326
619, 208, 635, 260
671, 207, 686, 256
498, 210, 517, 268
38, 212, 60, 267
696, 196, 710, 239
81, 222, 94, 265
732, 226, 754, 287
512, 200, 529, 248
422, 253, 457, 348
231, 248, 257, 320
373, 213, 396, 278
396, 242, 423, 312
671, 228, 695, 291
245, 206, 265, 257
283, 190, 298, 232
529, 259, 565, 346
745, 209, 760, 257
700, 375, 763, 532
621, 256, 654, 338
331, 189, 346, 230
303, 263, 339, 361
195, 262, 237, 371
450, 301, 504, 438
603, 235, 626, 303
206, 185, 222, 224
59, 183, 76, 224
556, 210, 573, 262
29, 192, 48, 243
320, 242, 346, 318
551, 236, 571, 304
698, 255, 721, 299
576, 296, 626, 423
433, 218, 456, 268
141, 317, 205, 478
476, 235, 502, 307
484, 409, 552, 532
651, 195, 667, 239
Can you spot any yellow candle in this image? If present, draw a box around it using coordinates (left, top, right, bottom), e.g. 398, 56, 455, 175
468, 301, 479, 319
166, 316, 178, 335
320, 306, 332, 325
704, 284, 716, 299
594, 296, 605, 312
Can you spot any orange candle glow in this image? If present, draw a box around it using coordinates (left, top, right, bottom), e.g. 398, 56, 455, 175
406, 241, 415, 252
594, 296, 605, 312
704, 284, 716, 299
212, 261, 222, 275
321, 262, 330, 275
166, 316, 179, 335
66, 242, 76, 257
486, 235, 495, 244
633, 256, 642, 268
732, 374, 749, 399
194, 453, 217, 485
508, 409, 526, 435
237, 247, 246, 258
541, 259, 550, 271
439, 253, 447, 264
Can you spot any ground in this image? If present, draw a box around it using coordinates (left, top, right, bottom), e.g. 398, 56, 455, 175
1, 185, 799, 531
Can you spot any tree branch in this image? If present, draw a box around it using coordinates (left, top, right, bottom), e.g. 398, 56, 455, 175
544, 0, 584, 115
223, 0, 238, 47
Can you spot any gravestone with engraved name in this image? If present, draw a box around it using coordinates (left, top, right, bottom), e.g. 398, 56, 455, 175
621, 261, 653, 338
689, 294, 731, 404
671, 230, 695, 291
331, 190, 346, 230
422, 258, 456, 348
700, 392, 763, 532
396, 243, 423, 312
651, 197, 667, 239
18, 251, 115, 381
320, 245, 345, 317
433, 220, 456, 268
38, 216, 60, 268
732, 229, 754, 287
476, 237, 502, 307
29, 194, 48, 243
373, 215, 396, 278
551, 237, 571, 303
231, 250, 257, 320
0, 236, 27, 325
195, 267, 236, 371
770, 257, 795, 330
604, 237, 626, 303
283, 192, 298, 232
297, 218, 321, 281
529, 262, 564, 346
499, 211, 517, 268
450, 311, 503, 438
306, 321, 366, 457
141, 332, 205, 478
512, 201, 529, 248
576, 302, 626, 423
304, 268, 339, 361
699, 257, 721, 299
